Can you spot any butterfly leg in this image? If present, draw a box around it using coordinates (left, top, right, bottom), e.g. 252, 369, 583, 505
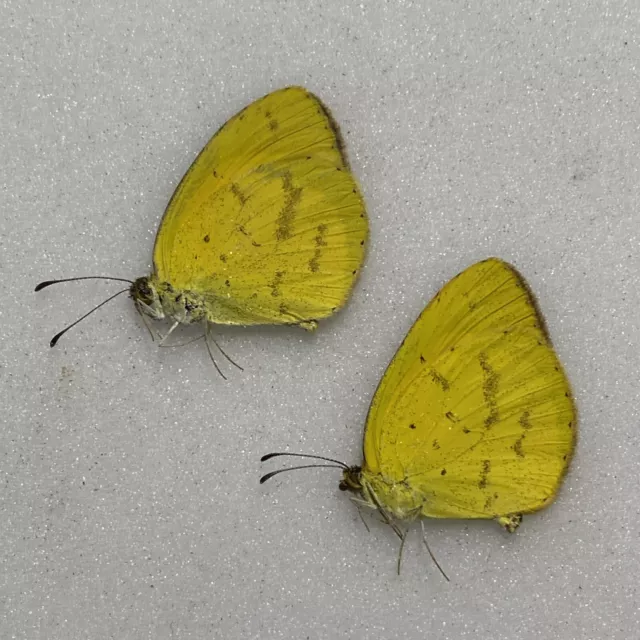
158, 321, 180, 346
350, 496, 393, 532
420, 520, 450, 582
203, 331, 227, 380
299, 320, 318, 332
349, 496, 377, 511
397, 528, 410, 575
134, 302, 161, 342
354, 504, 371, 533
204, 324, 244, 371
496, 513, 523, 532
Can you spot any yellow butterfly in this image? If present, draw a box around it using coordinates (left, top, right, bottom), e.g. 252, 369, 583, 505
37, 87, 368, 370
262, 258, 576, 572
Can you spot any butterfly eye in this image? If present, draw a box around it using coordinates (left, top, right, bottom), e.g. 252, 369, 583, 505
130, 278, 154, 306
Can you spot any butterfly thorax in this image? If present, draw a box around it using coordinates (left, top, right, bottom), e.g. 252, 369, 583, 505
340, 466, 425, 520
130, 276, 208, 325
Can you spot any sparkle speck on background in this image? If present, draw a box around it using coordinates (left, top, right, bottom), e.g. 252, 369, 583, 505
2, 1, 639, 639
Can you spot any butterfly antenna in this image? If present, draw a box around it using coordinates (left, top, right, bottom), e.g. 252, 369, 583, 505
45, 288, 130, 347
260, 464, 346, 484
420, 520, 450, 582
261, 452, 349, 468
35, 276, 133, 291
204, 333, 227, 380
206, 328, 243, 371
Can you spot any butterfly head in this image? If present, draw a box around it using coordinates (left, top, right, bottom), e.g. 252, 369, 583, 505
130, 276, 165, 320
339, 466, 363, 493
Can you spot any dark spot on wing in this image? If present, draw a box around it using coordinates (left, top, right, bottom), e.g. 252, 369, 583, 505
268, 119, 278, 131
432, 440, 440, 450
220, 254, 227, 263
203, 235, 210, 243
440, 469, 447, 476
270, 271, 285, 297
478, 459, 491, 489
420, 355, 425, 364
479, 353, 499, 429
409, 423, 416, 430
430, 369, 450, 391
519, 411, 532, 430
309, 224, 328, 272
513, 433, 526, 458
236, 224, 261, 247
276, 171, 302, 241
230, 183, 247, 206
315, 224, 328, 247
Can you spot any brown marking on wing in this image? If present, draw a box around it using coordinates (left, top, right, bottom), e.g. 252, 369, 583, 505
479, 353, 499, 429
478, 459, 491, 489
276, 171, 302, 241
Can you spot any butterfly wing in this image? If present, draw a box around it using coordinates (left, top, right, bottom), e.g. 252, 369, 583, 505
362, 258, 576, 519
153, 86, 367, 327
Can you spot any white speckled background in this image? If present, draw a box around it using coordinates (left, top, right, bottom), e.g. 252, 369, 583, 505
2, 1, 639, 638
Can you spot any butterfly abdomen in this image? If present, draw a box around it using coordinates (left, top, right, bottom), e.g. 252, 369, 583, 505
155, 280, 208, 325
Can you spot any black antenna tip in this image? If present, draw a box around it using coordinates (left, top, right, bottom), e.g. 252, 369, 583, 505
261, 453, 279, 462
35, 281, 54, 292
259, 471, 278, 484
50, 332, 63, 348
